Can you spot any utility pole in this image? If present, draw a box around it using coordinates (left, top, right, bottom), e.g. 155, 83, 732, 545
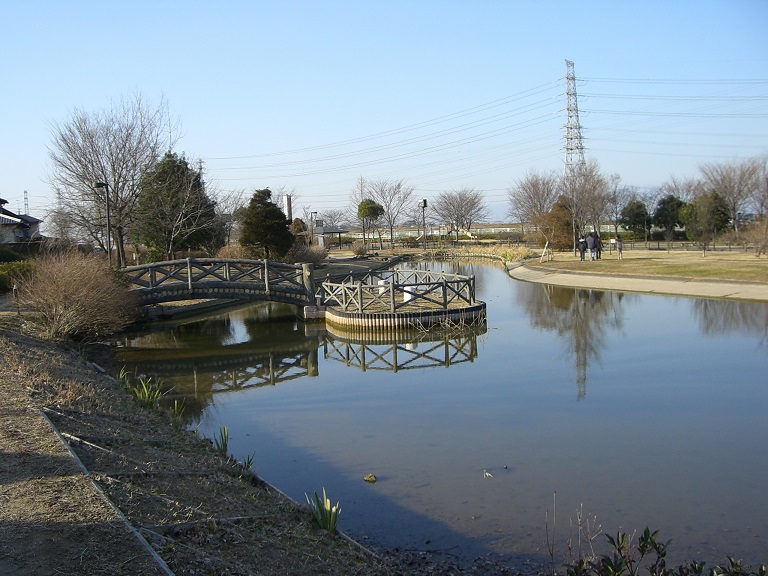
565, 59, 586, 256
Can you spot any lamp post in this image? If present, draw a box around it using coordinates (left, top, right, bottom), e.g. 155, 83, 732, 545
94, 182, 111, 266
420, 199, 427, 250
310, 211, 317, 246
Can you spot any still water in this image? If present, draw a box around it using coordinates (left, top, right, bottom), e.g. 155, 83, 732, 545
116, 262, 768, 567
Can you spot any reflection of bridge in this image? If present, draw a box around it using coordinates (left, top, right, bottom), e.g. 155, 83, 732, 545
116, 336, 321, 395
322, 326, 485, 372
122, 258, 315, 306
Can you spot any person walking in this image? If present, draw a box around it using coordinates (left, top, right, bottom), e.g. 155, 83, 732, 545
616, 234, 623, 260
578, 236, 587, 261
586, 232, 596, 261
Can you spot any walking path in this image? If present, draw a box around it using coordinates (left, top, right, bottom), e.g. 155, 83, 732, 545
505, 262, 768, 302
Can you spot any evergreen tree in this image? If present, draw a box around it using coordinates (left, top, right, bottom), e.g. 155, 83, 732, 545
134, 152, 221, 261
357, 199, 384, 244
680, 191, 730, 255
239, 189, 294, 259
620, 199, 651, 241
652, 194, 685, 249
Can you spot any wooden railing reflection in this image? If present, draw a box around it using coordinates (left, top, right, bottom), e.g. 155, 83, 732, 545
322, 324, 485, 372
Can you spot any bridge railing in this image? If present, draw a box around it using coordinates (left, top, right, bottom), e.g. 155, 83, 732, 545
122, 258, 308, 295
320, 268, 476, 314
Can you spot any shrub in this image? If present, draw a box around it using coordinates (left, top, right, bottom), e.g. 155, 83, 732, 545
283, 243, 328, 265
352, 240, 368, 257
0, 247, 23, 263
216, 244, 249, 259
0, 261, 31, 292
16, 251, 138, 340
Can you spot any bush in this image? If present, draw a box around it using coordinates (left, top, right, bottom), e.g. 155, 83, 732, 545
282, 243, 328, 265
0, 247, 23, 263
215, 244, 249, 259
0, 261, 31, 292
351, 240, 368, 257
16, 251, 138, 340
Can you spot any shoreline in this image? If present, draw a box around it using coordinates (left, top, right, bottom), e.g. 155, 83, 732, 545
504, 260, 768, 302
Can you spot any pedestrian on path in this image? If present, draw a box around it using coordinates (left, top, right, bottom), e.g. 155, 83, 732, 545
586, 232, 596, 261
578, 236, 587, 261
616, 234, 623, 260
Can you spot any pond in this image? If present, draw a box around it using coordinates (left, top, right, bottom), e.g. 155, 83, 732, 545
116, 261, 768, 568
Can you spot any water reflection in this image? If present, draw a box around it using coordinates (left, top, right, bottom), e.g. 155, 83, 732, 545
117, 301, 486, 419
691, 298, 768, 343
116, 263, 768, 566
323, 324, 486, 372
517, 283, 629, 398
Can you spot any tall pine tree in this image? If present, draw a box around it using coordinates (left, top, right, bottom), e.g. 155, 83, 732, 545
134, 152, 222, 260
239, 189, 294, 259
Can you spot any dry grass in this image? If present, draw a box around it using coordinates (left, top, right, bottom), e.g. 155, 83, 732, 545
533, 247, 768, 283
16, 251, 138, 340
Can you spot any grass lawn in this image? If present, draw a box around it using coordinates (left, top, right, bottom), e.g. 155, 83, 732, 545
534, 246, 768, 283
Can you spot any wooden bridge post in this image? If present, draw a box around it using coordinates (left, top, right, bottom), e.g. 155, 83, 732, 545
264, 260, 270, 294
301, 263, 315, 302
357, 281, 363, 313
442, 278, 448, 308
187, 258, 193, 293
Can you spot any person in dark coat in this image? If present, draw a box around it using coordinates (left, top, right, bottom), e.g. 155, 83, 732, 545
586, 232, 596, 261
578, 236, 587, 261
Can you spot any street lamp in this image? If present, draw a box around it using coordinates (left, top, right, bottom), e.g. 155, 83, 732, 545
94, 182, 111, 266
310, 211, 317, 246
420, 199, 427, 250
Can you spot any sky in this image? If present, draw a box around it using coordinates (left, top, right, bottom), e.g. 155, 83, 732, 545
1, 0, 766, 226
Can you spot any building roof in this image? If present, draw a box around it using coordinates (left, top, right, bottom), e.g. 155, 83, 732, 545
315, 226, 349, 235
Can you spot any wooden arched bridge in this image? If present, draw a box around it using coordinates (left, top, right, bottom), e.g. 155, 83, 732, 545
122, 258, 316, 307
122, 258, 485, 329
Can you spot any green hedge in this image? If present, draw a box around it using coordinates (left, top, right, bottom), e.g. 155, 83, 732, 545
0, 261, 31, 292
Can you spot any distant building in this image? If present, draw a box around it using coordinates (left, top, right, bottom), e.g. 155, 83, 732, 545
0, 197, 43, 243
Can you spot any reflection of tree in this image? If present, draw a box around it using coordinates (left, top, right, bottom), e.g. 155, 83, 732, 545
691, 299, 768, 348
519, 283, 628, 398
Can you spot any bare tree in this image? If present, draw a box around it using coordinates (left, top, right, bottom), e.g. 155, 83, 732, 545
214, 188, 247, 246
605, 174, 634, 238
432, 188, 489, 240
271, 184, 299, 221
366, 178, 415, 247
659, 176, 700, 204
46, 93, 177, 267
507, 170, 560, 236
344, 176, 414, 246
319, 208, 348, 229
749, 156, 768, 217
559, 159, 606, 254
346, 176, 368, 232
699, 158, 762, 238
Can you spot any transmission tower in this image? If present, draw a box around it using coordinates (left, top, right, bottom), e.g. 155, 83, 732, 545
564, 59, 585, 171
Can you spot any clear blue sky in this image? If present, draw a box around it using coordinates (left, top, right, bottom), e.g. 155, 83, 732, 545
2, 0, 766, 223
